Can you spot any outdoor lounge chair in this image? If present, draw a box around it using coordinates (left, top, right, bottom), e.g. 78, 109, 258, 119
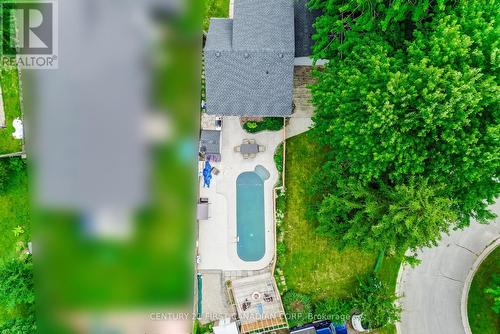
243, 139, 250, 145
249, 139, 256, 144
258, 145, 266, 152
243, 153, 250, 159
234, 146, 241, 152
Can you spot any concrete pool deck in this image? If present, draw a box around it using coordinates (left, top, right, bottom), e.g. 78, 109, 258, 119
197, 116, 282, 271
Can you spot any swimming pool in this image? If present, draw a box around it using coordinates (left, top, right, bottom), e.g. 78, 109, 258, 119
236, 169, 267, 261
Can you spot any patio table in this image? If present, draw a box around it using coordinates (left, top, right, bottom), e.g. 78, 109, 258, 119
240, 143, 258, 154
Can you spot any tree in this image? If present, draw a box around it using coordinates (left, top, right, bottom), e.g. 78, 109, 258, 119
0, 256, 34, 310
308, 0, 448, 59
316, 177, 456, 256
351, 273, 401, 329
308, 0, 499, 253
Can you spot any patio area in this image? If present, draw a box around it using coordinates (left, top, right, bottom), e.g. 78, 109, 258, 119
197, 116, 283, 271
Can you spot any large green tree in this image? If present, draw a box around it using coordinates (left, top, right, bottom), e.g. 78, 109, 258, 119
308, 0, 448, 59
308, 0, 499, 254
316, 177, 457, 255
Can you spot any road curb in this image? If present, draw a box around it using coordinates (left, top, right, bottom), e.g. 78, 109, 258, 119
394, 260, 406, 334
460, 237, 500, 334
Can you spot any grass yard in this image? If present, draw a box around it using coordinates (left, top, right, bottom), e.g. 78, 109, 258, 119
204, 0, 230, 31
0, 157, 30, 323
281, 132, 400, 301
467, 246, 500, 334
0, 69, 23, 154
0, 158, 29, 264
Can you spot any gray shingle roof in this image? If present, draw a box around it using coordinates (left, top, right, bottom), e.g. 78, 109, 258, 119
294, 0, 320, 57
204, 0, 295, 117
205, 18, 233, 51
199, 130, 221, 154
233, 0, 295, 52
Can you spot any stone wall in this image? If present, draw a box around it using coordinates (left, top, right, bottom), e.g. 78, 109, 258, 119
292, 66, 316, 117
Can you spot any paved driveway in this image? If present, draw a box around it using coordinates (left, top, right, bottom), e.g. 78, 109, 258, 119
398, 202, 500, 334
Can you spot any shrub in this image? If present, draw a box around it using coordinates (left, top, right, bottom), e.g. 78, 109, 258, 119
275, 189, 286, 222
0, 256, 34, 310
0, 314, 36, 334
351, 273, 401, 329
0, 157, 26, 193
274, 143, 284, 175
196, 321, 213, 334
246, 121, 258, 129
261, 117, 284, 131
277, 242, 286, 257
243, 117, 284, 133
283, 291, 313, 328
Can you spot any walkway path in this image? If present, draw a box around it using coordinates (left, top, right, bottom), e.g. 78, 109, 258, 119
286, 66, 315, 139
397, 202, 500, 334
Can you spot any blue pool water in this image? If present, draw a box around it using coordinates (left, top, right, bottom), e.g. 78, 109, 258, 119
236, 171, 266, 261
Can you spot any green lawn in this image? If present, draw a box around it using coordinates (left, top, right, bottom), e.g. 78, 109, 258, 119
0, 69, 23, 154
0, 158, 29, 264
204, 0, 230, 31
467, 246, 500, 334
280, 132, 400, 301
0, 157, 30, 323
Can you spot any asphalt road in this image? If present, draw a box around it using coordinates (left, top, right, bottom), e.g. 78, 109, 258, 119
397, 202, 500, 334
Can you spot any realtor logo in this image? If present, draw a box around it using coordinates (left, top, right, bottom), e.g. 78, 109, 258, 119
1, 0, 58, 69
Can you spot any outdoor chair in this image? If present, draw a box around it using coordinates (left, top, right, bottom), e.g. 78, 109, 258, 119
249, 139, 256, 144
258, 145, 266, 152
249, 153, 256, 159
243, 153, 250, 159
243, 139, 250, 145
234, 146, 241, 152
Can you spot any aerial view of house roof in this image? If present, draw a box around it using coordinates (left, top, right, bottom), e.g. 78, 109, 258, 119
204, 0, 296, 117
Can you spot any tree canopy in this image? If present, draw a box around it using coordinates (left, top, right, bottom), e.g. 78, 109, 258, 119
0, 256, 35, 332
308, 0, 499, 256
